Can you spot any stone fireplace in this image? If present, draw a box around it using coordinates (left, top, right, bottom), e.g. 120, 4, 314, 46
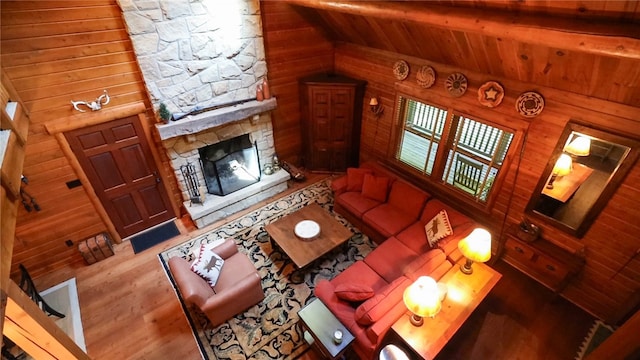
157, 99, 289, 228
119, 0, 289, 228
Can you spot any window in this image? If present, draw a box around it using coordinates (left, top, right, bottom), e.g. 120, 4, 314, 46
395, 96, 515, 203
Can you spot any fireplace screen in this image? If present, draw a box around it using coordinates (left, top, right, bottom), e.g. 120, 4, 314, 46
199, 134, 261, 196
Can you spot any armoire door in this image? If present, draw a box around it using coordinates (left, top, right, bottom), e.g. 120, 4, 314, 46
65, 116, 175, 238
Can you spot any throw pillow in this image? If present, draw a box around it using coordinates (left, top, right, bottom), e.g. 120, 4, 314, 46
361, 174, 390, 202
334, 283, 375, 302
346, 168, 373, 192
190, 238, 224, 261
424, 210, 453, 247
190, 243, 225, 287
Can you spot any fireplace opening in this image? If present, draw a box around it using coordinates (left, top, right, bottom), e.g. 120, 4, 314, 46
199, 134, 261, 196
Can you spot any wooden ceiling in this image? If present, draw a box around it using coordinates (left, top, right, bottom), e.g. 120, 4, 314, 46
280, 0, 640, 107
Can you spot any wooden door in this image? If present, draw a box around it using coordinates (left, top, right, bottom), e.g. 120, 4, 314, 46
308, 85, 354, 172
65, 116, 175, 238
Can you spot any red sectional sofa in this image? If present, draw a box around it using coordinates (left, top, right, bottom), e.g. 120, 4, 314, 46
315, 161, 479, 359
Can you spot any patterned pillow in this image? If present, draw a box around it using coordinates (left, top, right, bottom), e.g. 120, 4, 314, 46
190, 242, 225, 287
424, 210, 453, 247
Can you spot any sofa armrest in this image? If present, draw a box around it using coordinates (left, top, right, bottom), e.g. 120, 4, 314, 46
365, 299, 408, 345
331, 175, 348, 195
212, 238, 239, 259
168, 256, 215, 307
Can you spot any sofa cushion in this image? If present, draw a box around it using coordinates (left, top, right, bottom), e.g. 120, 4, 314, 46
355, 276, 412, 326
425, 210, 453, 247
336, 192, 382, 219
364, 237, 419, 282
362, 204, 417, 238
330, 260, 389, 293
361, 174, 391, 202
191, 244, 225, 287
346, 167, 373, 192
387, 181, 430, 220
334, 283, 375, 302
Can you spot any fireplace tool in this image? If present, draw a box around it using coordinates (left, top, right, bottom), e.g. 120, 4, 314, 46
180, 163, 204, 205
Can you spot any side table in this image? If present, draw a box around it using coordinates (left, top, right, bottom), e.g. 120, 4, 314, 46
390, 261, 501, 359
298, 298, 354, 359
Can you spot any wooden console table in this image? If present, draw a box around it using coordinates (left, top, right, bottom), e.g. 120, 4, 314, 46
389, 261, 501, 359
501, 224, 585, 292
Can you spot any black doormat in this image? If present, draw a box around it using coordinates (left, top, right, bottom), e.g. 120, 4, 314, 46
130, 221, 180, 254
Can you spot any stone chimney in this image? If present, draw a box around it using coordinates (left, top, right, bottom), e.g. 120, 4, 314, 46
117, 0, 266, 116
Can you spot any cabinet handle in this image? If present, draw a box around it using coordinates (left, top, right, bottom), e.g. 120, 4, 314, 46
515, 246, 524, 254
546, 264, 556, 271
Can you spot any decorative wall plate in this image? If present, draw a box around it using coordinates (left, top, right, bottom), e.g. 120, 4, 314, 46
477, 81, 505, 108
445, 73, 468, 97
393, 60, 410, 81
516, 91, 545, 117
416, 65, 436, 88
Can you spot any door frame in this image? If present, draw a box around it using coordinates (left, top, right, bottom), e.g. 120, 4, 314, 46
45, 103, 180, 243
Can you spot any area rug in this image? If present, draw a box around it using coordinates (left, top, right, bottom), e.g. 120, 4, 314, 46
131, 220, 180, 253
575, 320, 615, 359
158, 179, 376, 360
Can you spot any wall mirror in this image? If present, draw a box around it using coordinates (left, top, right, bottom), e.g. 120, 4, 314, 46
526, 121, 640, 238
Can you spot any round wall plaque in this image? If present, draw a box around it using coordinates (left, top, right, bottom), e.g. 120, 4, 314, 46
445, 73, 468, 97
393, 60, 410, 81
516, 91, 545, 117
416, 65, 436, 88
477, 81, 505, 108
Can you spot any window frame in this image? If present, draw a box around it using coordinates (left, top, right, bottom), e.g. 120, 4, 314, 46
389, 93, 521, 211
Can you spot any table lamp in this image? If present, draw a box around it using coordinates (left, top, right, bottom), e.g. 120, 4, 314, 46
458, 228, 492, 275
546, 153, 573, 189
402, 276, 441, 326
564, 135, 591, 157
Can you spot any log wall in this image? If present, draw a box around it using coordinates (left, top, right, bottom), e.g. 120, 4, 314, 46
333, 42, 640, 323
0, 0, 180, 279
260, 2, 335, 165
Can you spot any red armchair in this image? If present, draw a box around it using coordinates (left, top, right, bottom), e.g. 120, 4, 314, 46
168, 239, 264, 327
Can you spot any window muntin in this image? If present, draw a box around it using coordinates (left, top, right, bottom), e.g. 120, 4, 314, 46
397, 100, 447, 175
395, 97, 515, 203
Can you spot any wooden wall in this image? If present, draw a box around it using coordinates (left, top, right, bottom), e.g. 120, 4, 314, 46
0, 1, 179, 279
332, 42, 640, 323
260, 2, 335, 165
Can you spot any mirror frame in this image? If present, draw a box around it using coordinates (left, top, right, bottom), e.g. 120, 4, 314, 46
526, 121, 640, 238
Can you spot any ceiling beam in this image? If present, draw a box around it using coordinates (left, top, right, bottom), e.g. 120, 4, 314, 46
281, 0, 640, 60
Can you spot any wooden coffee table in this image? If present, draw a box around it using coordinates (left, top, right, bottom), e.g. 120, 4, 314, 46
265, 203, 352, 283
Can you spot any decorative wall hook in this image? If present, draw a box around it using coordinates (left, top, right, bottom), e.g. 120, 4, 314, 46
71, 90, 110, 112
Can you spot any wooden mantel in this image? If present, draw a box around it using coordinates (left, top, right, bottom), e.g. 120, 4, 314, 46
281, 0, 640, 60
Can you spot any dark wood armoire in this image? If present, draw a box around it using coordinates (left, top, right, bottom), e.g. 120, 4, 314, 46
300, 74, 366, 172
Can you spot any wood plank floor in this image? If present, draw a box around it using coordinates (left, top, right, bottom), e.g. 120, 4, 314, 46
32, 173, 594, 360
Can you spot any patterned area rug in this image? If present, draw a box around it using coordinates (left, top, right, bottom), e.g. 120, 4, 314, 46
158, 179, 376, 360
575, 320, 615, 360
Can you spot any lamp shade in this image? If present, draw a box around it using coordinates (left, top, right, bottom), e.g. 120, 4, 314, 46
564, 136, 591, 157
552, 154, 573, 176
458, 228, 492, 263
403, 276, 441, 318
369, 97, 379, 106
